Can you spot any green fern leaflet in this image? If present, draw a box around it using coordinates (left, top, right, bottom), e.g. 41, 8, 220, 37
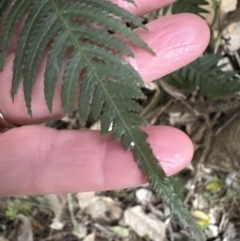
165, 54, 240, 99
161, 0, 209, 19
0, 0, 205, 240
172, 0, 209, 16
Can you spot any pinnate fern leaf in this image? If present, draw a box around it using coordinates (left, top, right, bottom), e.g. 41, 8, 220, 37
0, 0, 205, 240
0, 0, 12, 21
162, 0, 209, 18
165, 54, 240, 99
172, 0, 209, 15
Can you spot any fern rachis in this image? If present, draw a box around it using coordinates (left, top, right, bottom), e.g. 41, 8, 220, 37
0, 0, 205, 240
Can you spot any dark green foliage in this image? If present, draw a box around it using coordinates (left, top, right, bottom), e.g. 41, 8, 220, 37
165, 54, 240, 99
0, 0, 12, 20
172, 0, 209, 15
0, 0, 32, 70
162, 0, 209, 18
0, 0, 205, 240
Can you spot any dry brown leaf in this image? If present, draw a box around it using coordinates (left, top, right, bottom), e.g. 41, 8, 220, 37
208, 225, 219, 238
45, 194, 65, 230
83, 233, 95, 241
192, 195, 209, 210
220, 0, 237, 12
86, 197, 122, 224
222, 21, 240, 52
77, 192, 96, 210
224, 223, 238, 240
202, 0, 238, 30
15, 215, 33, 241
135, 188, 154, 204
207, 114, 240, 172
124, 206, 166, 241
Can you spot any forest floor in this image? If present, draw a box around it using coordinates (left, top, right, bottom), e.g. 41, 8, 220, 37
1, 1, 240, 241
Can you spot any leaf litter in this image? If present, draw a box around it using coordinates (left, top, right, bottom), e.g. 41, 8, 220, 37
1, 0, 240, 240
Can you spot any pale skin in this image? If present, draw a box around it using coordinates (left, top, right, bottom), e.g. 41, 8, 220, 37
0, 0, 210, 197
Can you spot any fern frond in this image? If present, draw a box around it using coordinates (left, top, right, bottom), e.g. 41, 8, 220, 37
165, 54, 240, 99
0, 0, 12, 21
0, 0, 32, 70
23, 2, 61, 113
172, 0, 209, 16
161, 0, 209, 20
1, 0, 205, 240
76, 0, 144, 28
61, 51, 84, 114
11, 0, 51, 100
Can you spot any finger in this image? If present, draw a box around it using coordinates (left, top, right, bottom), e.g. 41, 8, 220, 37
7, 0, 177, 55
112, 0, 177, 15
0, 14, 210, 125
0, 125, 193, 197
128, 14, 210, 82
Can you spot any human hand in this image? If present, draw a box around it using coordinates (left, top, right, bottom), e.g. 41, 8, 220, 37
0, 0, 210, 197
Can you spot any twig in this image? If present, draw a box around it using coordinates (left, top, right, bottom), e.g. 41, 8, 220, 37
184, 123, 213, 204
141, 83, 162, 117
94, 223, 113, 236
67, 194, 82, 239
234, 51, 240, 68
159, 79, 198, 114
146, 99, 173, 125
215, 113, 239, 136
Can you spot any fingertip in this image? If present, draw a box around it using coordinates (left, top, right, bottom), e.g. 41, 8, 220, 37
0, 125, 193, 196
112, 0, 177, 15
145, 126, 194, 176
181, 13, 211, 52
129, 13, 210, 82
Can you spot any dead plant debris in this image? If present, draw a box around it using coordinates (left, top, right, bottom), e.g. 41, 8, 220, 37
1, 1, 240, 241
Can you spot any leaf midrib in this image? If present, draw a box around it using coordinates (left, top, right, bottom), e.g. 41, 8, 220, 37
50, 0, 165, 184
49, 2, 204, 238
